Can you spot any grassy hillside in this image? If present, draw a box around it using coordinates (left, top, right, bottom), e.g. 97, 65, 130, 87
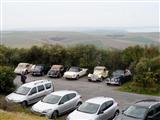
2, 31, 159, 49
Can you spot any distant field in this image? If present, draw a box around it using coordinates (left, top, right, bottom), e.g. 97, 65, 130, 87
1, 31, 159, 49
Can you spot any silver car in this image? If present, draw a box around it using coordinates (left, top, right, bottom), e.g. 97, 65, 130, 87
67, 97, 119, 120
5, 79, 54, 106
31, 90, 82, 119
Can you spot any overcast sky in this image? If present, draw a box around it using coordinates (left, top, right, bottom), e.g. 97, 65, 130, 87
1, 0, 159, 31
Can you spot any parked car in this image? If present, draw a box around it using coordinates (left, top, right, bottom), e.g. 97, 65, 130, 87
63, 67, 88, 80
47, 65, 66, 78
31, 90, 82, 119
105, 69, 131, 86
14, 63, 33, 74
5, 79, 54, 106
114, 99, 160, 120
67, 96, 119, 120
88, 66, 108, 82
31, 64, 50, 76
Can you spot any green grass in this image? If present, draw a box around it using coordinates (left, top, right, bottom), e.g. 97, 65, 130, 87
118, 82, 160, 96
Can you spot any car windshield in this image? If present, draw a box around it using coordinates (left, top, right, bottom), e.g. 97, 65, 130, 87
124, 105, 148, 119
42, 94, 61, 104
77, 102, 100, 114
113, 71, 124, 77
94, 68, 104, 73
18, 64, 26, 68
15, 86, 31, 95
69, 67, 79, 72
35, 65, 43, 70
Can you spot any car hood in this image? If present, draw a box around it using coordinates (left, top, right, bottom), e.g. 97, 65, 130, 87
6, 93, 26, 103
68, 110, 96, 120
64, 71, 78, 76
115, 114, 142, 120
32, 101, 58, 113
93, 71, 103, 76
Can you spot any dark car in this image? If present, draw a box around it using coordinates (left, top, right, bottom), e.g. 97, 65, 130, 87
105, 69, 131, 86
114, 99, 160, 120
31, 64, 50, 76
47, 65, 66, 78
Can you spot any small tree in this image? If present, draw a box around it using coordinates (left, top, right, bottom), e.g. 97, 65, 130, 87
0, 66, 16, 94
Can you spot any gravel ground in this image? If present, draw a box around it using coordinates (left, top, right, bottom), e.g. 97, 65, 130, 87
14, 74, 160, 110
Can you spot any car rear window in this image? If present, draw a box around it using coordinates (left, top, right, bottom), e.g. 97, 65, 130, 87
45, 83, 51, 89
38, 85, 45, 92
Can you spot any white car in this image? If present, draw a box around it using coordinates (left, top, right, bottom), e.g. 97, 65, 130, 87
67, 97, 119, 120
14, 63, 33, 74
31, 90, 82, 119
5, 79, 54, 106
63, 67, 88, 79
88, 66, 108, 82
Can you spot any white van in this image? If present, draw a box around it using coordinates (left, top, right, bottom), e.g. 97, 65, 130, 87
5, 79, 54, 106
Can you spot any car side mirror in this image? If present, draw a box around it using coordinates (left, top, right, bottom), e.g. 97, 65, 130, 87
98, 110, 104, 115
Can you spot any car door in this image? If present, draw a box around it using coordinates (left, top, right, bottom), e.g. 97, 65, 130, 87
27, 87, 38, 104
58, 94, 72, 114
44, 83, 53, 94
98, 100, 115, 120
67, 93, 77, 109
36, 85, 46, 101
97, 102, 108, 120
146, 104, 160, 120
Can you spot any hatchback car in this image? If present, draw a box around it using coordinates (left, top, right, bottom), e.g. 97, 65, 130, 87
31, 90, 82, 119
5, 79, 54, 106
67, 97, 119, 120
114, 99, 160, 120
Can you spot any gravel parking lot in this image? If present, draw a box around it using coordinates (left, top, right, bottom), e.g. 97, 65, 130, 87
14, 75, 160, 110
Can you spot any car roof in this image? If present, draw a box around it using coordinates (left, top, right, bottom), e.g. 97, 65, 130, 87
51, 90, 78, 96
18, 63, 30, 65
135, 99, 160, 108
95, 66, 106, 69
22, 79, 52, 88
86, 97, 114, 105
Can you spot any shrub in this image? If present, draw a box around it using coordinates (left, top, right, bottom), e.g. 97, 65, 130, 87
0, 66, 16, 94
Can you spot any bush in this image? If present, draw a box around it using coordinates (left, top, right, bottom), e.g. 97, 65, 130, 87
0, 66, 16, 94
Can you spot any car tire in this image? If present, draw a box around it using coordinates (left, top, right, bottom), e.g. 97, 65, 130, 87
114, 110, 119, 118
51, 111, 58, 119
76, 102, 82, 108
118, 81, 122, 86
88, 79, 91, 82
76, 75, 79, 80
59, 73, 62, 78
21, 101, 28, 107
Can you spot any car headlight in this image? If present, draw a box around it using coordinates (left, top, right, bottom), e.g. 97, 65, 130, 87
42, 109, 52, 114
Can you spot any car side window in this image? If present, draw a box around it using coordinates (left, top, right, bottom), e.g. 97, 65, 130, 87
106, 101, 114, 109
147, 109, 154, 117
100, 103, 107, 112
68, 93, 76, 100
38, 85, 45, 92
29, 87, 37, 95
60, 95, 69, 104
45, 83, 51, 89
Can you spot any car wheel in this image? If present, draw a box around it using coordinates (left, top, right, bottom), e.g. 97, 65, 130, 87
76, 102, 82, 108
21, 101, 28, 107
25, 70, 28, 74
41, 72, 45, 76
59, 73, 62, 78
52, 111, 58, 119
76, 75, 79, 80
99, 77, 103, 82
114, 110, 119, 118
118, 81, 122, 86
88, 79, 91, 82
